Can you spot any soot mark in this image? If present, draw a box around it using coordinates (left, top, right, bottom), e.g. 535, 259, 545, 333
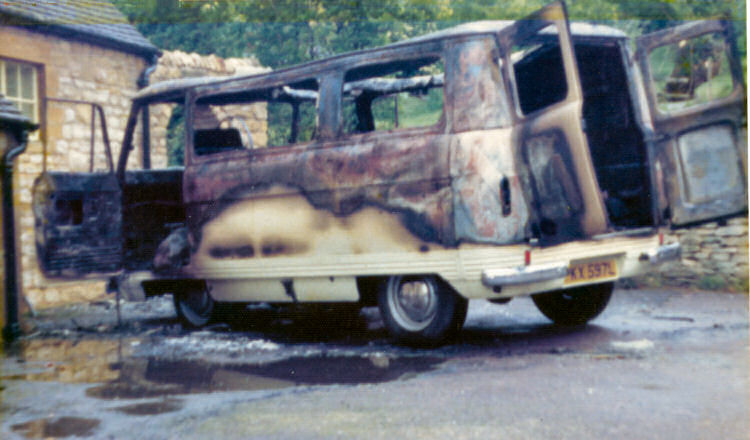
209, 245, 255, 258
281, 278, 297, 302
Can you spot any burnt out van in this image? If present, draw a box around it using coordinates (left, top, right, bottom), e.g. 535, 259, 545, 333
32, 2, 746, 343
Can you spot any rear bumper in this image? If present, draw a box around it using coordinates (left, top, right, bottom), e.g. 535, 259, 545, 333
482, 263, 568, 286
481, 241, 681, 289
640, 242, 681, 265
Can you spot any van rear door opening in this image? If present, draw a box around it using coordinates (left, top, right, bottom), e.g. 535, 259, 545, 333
636, 20, 747, 226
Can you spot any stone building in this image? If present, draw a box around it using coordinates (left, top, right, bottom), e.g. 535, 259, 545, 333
0, 1, 266, 308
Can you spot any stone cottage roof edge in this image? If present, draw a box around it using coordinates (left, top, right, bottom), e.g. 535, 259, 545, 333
0, 0, 159, 58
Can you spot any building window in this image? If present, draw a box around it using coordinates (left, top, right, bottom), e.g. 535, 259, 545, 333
0, 59, 39, 123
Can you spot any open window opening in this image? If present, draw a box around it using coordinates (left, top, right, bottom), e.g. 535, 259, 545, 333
649, 32, 735, 114
342, 56, 444, 134
193, 78, 317, 156
512, 39, 568, 115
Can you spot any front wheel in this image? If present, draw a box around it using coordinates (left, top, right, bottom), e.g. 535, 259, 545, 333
531, 282, 614, 326
378, 275, 467, 345
173, 282, 215, 328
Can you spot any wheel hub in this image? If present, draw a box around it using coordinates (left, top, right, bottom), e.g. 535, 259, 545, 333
183, 289, 212, 315
389, 277, 438, 331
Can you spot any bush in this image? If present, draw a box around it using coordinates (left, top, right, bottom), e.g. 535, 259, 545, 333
697, 275, 728, 291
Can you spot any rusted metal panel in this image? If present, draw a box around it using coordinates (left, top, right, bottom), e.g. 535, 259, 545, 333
32, 172, 122, 277
183, 128, 456, 261
450, 129, 530, 244
635, 20, 747, 226
445, 37, 511, 132
498, 3, 609, 243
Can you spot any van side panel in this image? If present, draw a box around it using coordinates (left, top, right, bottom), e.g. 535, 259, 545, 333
445, 38, 512, 132
183, 129, 455, 271
451, 129, 530, 244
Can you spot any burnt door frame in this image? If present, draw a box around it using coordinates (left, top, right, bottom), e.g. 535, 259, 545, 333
32, 98, 122, 278
498, 1, 609, 243
635, 20, 747, 226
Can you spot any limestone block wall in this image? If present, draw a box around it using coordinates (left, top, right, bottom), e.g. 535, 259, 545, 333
650, 217, 749, 290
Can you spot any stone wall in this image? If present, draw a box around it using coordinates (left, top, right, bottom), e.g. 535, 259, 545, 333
1, 24, 265, 308
639, 217, 749, 291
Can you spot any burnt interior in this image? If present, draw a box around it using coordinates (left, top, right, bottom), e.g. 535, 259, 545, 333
122, 168, 185, 271
194, 128, 244, 156
575, 42, 652, 228
514, 39, 653, 231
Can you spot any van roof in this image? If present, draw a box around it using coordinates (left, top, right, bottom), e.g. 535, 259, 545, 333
401, 20, 626, 45
134, 20, 626, 104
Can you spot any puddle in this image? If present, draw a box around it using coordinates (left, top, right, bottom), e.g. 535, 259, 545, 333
87, 354, 442, 399
11, 416, 100, 438
2, 339, 133, 384
4, 337, 442, 401
112, 398, 184, 416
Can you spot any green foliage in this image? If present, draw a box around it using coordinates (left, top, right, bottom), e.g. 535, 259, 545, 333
110, 0, 746, 163
732, 276, 749, 294
112, 0, 746, 67
267, 101, 316, 147
697, 275, 728, 291
369, 88, 443, 131
111, 0, 452, 68
166, 105, 184, 166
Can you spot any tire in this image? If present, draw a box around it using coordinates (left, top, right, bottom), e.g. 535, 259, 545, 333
378, 275, 468, 345
531, 282, 614, 326
173, 282, 215, 328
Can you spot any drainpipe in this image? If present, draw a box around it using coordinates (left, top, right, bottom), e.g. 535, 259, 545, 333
2, 128, 30, 342
137, 54, 159, 170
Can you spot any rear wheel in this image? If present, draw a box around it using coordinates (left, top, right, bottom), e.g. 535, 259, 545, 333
173, 282, 215, 328
378, 275, 467, 345
531, 282, 614, 326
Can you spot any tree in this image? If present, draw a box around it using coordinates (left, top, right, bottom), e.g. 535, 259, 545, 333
112, 0, 744, 68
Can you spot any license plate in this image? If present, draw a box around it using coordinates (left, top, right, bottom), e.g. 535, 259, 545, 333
564, 259, 617, 285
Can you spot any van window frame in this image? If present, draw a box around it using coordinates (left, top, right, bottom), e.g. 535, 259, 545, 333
501, 24, 585, 121
186, 76, 321, 165
338, 52, 447, 139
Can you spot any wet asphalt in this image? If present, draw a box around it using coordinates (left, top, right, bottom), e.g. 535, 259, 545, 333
1, 288, 747, 439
